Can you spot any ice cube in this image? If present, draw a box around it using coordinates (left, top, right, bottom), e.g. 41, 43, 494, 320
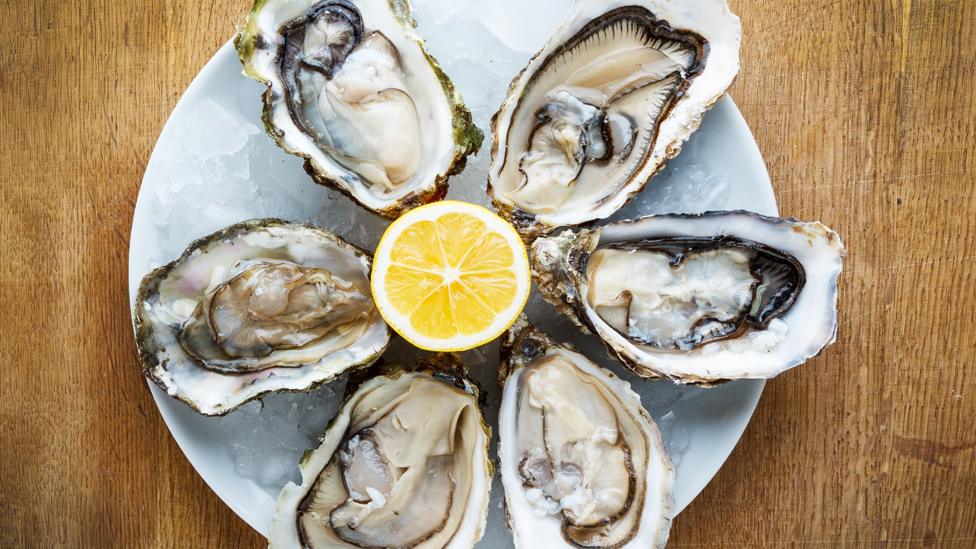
472, 0, 571, 53
213, 380, 350, 495
656, 411, 692, 469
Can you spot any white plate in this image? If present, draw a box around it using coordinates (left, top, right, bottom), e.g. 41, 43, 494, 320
128, 3, 774, 544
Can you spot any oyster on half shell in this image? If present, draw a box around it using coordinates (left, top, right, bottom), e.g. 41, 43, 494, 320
532, 211, 845, 383
133, 219, 390, 415
270, 358, 491, 548
488, 0, 741, 237
236, 0, 483, 218
499, 317, 673, 548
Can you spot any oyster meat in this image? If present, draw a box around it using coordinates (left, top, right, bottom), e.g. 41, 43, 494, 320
488, 0, 741, 237
532, 211, 845, 382
270, 360, 491, 548
133, 219, 390, 415
499, 317, 673, 548
236, 0, 483, 218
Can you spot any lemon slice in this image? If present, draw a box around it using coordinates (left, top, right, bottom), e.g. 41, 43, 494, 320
371, 201, 531, 351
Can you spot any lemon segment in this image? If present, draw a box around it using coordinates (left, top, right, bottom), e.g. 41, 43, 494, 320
371, 201, 531, 351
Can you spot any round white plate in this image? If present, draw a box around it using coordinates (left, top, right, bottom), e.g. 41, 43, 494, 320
129, 2, 773, 544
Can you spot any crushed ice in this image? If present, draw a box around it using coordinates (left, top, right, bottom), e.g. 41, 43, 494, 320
199, 379, 347, 491
140, 0, 750, 541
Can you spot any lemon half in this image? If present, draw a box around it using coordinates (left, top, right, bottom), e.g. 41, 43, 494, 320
371, 201, 531, 351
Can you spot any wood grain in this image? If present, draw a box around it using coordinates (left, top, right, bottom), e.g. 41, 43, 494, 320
1, 0, 973, 547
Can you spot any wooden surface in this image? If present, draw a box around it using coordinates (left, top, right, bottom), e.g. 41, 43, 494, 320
2, 0, 974, 547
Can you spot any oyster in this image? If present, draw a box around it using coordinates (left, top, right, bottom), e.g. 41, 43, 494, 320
532, 211, 845, 382
499, 317, 673, 548
270, 359, 491, 548
236, 0, 483, 218
133, 219, 390, 415
488, 0, 741, 237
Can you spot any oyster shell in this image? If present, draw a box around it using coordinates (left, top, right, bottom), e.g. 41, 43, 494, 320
236, 0, 483, 218
499, 317, 673, 548
133, 219, 390, 415
270, 359, 491, 548
488, 0, 741, 237
532, 211, 845, 382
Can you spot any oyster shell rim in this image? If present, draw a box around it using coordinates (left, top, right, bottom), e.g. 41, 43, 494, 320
530, 210, 846, 384
498, 316, 675, 548
132, 218, 392, 416
269, 357, 494, 548
234, 0, 485, 219
486, 0, 743, 238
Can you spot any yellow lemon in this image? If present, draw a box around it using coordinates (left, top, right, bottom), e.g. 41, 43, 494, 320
371, 201, 531, 351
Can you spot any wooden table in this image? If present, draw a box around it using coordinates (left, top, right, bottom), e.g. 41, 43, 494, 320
2, 0, 974, 546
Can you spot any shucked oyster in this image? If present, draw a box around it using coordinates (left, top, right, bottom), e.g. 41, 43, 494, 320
499, 318, 673, 548
488, 0, 741, 237
133, 219, 390, 415
270, 359, 491, 548
532, 211, 845, 383
236, 0, 482, 218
